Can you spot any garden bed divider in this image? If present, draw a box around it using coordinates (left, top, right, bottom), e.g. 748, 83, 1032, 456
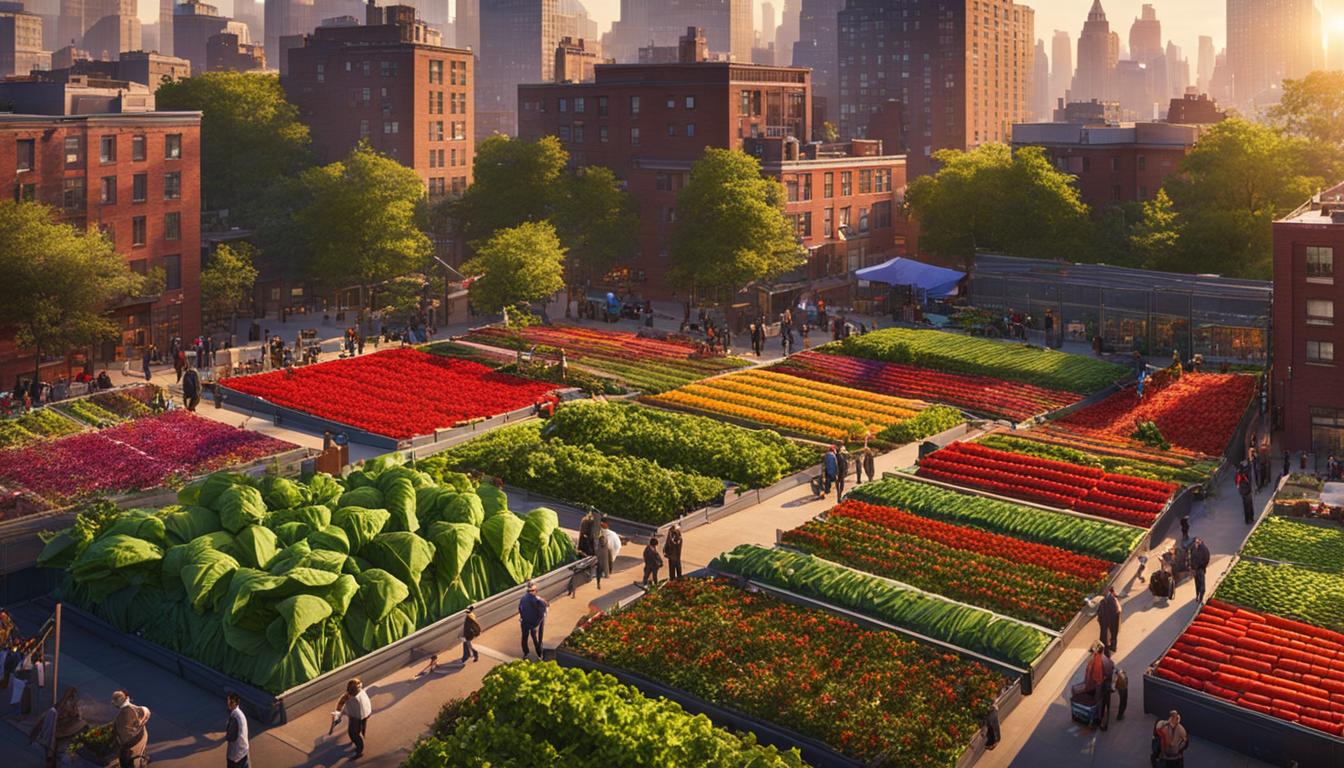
58, 555, 594, 726
1033, 380, 1125, 426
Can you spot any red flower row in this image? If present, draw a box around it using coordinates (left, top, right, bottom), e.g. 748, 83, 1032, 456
772, 350, 1079, 422
224, 348, 556, 439
1056, 371, 1257, 456
1156, 599, 1344, 737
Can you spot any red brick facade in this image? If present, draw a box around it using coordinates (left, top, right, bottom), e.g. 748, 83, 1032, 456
1272, 189, 1344, 455
0, 111, 202, 384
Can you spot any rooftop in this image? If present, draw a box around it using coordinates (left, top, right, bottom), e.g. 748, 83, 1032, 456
1278, 181, 1344, 226
1011, 121, 1205, 147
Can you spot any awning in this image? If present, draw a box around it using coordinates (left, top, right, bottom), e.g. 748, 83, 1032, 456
855, 257, 965, 298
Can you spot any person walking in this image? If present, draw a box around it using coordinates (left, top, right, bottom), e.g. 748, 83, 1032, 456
459, 605, 481, 664
577, 509, 599, 558
822, 446, 837, 497
1283, 448, 1291, 478
182, 367, 201, 412
1044, 308, 1056, 348
111, 690, 149, 768
596, 522, 620, 589
1097, 586, 1121, 652
1190, 537, 1211, 603
225, 692, 249, 768
335, 678, 372, 758
834, 446, 849, 502
853, 443, 864, 486
141, 347, 153, 382
1238, 463, 1255, 524
863, 442, 876, 483
518, 582, 548, 659
1114, 665, 1129, 721
1154, 710, 1189, 768
173, 348, 186, 383
642, 536, 663, 586
663, 525, 683, 580
1096, 647, 1115, 730
1248, 446, 1260, 489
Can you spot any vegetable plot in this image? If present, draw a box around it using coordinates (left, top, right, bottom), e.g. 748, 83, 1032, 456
564, 577, 1007, 768
774, 350, 1079, 421
712, 544, 1053, 667
1215, 560, 1344, 633
850, 478, 1144, 563
917, 442, 1175, 527
404, 662, 807, 768
1155, 600, 1344, 737
0, 408, 82, 448
1242, 517, 1344, 573
38, 457, 577, 693
780, 501, 1109, 630
224, 348, 556, 440
977, 433, 1216, 487
55, 385, 158, 428
838, 328, 1127, 394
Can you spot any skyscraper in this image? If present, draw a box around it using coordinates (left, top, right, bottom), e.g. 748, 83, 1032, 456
1164, 40, 1188, 99
775, 0, 797, 63
159, 0, 172, 54
477, 0, 557, 137
264, 0, 314, 70
1033, 39, 1050, 122
604, 0, 751, 64
1071, 0, 1116, 104
837, 0, 1033, 177
1128, 3, 1160, 65
792, 0, 840, 130
1196, 34, 1214, 92
1050, 29, 1071, 104
760, 1, 774, 53
455, 0, 477, 50
1227, 0, 1317, 109
0, 2, 50, 76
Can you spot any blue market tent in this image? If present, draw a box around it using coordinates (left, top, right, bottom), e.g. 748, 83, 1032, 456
855, 257, 965, 298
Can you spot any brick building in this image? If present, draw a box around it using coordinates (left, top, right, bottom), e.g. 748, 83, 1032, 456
1010, 121, 1204, 212
1164, 92, 1225, 124
284, 2, 473, 197
1272, 183, 1344, 456
0, 2, 50, 78
206, 31, 266, 72
0, 79, 201, 384
517, 33, 907, 299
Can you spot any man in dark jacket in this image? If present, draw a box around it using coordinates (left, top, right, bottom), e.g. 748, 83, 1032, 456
662, 525, 683, 580
459, 605, 481, 663
834, 448, 849, 502
181, 367, 201, 411
1097, 587, 1121, 652
642, 536, 663, 586
1189, 537, 1211, 604
1238, 464, 1255, 524
517, 583, 548, 659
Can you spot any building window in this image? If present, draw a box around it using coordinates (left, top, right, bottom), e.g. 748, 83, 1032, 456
380, 61, 392, 77
316, 63, 325, 82
630, 127, 639, 145
1138, 155, 1146, 171
630, 96, 640, 114
360, 120, 370, 137
451, 121, 465, 140
132, 216, 147, 245
430, 121, 444, 141
874, 200, 891, 228
100, 135, 116, 163
839, 206, 851, 229
14, 183, 35, 201
385, 121, 400, 134
573, 123, 585, 142
599, 126, 609, 143
1311, 407, 1344, 454
574, 97, 584, 113
667, 123, 676, 136
64, 136, 82, 165
164, 172, 181, 200
133, 173, 147, 202
362, 60, 372, 76
858, 169, 872, 194
1140, 186, 1149, 199
451, 177, 466, 196
1082, 157, 1091, 173
598, 96, 608, 116
16, 139, 34, 171
875, 169, 889, 193
165, 134, 181, 159
655, 173, 671, 191
162, 254, 181, 291
801, 174, 812, 201
1307, 299, 1335, 325
559, 98, 568, 112
1111, 156, 1121, 172
132, 135, 146, 161
840, 171, 852, 196
785, 177, 799, 202
685, 95, 696, 109
62, 178, 85, 210
823, 207, 833, 238
1112, 185, 1122, 201
1307, 246, 1334, 281
164, 212, 180, 241
824, 172, 833, 198
100, 176, 116, 204
429, 60, 443, 83
558, 125, 571, 141
1308, 340, 1335, 364
859, 206, 870, 233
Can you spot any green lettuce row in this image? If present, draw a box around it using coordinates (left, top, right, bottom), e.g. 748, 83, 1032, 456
404, 662, 807, 768
540, 401, 818, 489
878, 404, 964, 445
849, 477, 1143, 563
38, 456, 577, 693
1215, 560, 1344, 633
1241, 516, 1344, 573
712, 544, 1051, 668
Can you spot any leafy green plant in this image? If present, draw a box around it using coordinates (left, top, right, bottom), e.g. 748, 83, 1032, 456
978, 434, 1214, 485
0, 408, 82, 448
67, 723, 117, 758
1242, 517, 1344, 573
878, 405, 964, 444
1216, 560, 1344, 633
1130, 420, 1170, 450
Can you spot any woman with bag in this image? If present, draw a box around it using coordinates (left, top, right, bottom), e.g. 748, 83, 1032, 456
111, 690, 150, 768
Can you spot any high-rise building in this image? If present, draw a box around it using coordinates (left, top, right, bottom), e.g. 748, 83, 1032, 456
776, 0, 797, 62
1164, 40, 1188, 100
82, 11, 140, 59
1072, 0, 1116, 104
1033, 39, 1050, 122
158, 0, 172, 54
234, 0, 262, 42
206, 30, 263, 70
760, 1, 774, 55
455, 0, 476, 50
174, 0, 247, 73
1050, 29, 1071, 104
0, 2, 51, 76
476, 0, 556, 137
1128, 3, 1161, 65
284, 3, 473, 196
791, 0, 840, 132
554, 34, 603, 82
1227, 0, 1318, 110
0, 78, 201, 382
1196, 35, 1214, 93
265, 0, 316, 68
553, 0, 595, 46
838, 0, 1034, 178
613, 0, 750, 63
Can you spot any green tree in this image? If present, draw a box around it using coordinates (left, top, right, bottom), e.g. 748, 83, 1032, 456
553, 166, 639, 285
0, 201, 145, 379
462, 221, 566, 313
1268, 71, 1344, 147
1164, 118, 1321, 277
1127, 190, 1182, 271
907, 144, 1090, 268
295, 145, 432, 292
668, 148, 804, 297
453, 135, 567, 244
200, 242, 260, 334
155, 72, 312, 224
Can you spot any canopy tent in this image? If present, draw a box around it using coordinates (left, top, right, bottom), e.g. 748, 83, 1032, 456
855, 257, 965, 298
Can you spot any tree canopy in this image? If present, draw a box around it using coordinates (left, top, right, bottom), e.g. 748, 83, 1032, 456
0, 201, 145, 375
200, 242, 259, 333
907, 144, 1091, 267
294, 145, 432, 289
155, 72, 311, 225
1268, 71, 1344, 148
462, 221, 566, 313
552, 165, 639, 284
667, 148, 804, 297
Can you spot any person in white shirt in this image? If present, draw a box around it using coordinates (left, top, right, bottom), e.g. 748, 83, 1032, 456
225, 692, 249, 768
335, 678, 372, 758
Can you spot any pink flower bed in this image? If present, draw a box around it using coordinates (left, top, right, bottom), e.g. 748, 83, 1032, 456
0, 410, 295, 504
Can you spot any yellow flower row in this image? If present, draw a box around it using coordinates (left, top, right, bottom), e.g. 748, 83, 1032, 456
694, 378, 918, 424
734, 369, 926, 411
651, 390, 858, 440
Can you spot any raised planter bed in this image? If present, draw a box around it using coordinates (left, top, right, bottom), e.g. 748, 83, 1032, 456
60, 555, 594, 726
